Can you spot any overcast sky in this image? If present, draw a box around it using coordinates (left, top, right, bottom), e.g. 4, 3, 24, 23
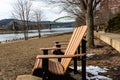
0, 0, 75, 22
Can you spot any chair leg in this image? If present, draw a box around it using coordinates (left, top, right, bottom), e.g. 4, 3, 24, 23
73, 52, 78, 74
77, 45, 81, 60
81, 39, 87, 80
81, 55, 86, 80
42, 58, 48, 80
42, 50, 49, 80
54, 44, 64, 62
73, 57, 77, 74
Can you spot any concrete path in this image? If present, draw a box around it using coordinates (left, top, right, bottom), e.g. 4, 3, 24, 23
94, 31, 120, 52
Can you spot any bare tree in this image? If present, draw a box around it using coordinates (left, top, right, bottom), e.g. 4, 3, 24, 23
12, 0, 32, 40
33, 9, 43, 38
83, 0, 101, 48
50, 0, 101, 48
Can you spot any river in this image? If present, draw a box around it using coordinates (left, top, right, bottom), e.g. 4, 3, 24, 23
0, 27, 73, 42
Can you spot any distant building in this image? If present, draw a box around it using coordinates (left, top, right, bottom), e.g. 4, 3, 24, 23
100, 0, 120, 14
94, 0, 120, 31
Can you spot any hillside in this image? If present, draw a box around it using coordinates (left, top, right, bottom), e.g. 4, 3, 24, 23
0, 19, 15, 26
0, 18, 74, 29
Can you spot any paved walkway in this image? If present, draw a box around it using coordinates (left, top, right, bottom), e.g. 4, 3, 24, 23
94, 31, 120, 52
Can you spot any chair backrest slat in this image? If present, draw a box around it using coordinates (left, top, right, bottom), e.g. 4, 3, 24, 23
61, 25, 87, 71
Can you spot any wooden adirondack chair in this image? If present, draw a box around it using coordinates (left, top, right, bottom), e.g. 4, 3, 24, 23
32, 25, 87, 80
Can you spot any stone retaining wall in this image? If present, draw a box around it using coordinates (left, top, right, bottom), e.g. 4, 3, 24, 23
94, 31, 120, 52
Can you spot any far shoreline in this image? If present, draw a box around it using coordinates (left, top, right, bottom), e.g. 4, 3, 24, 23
0, 32, 72, 44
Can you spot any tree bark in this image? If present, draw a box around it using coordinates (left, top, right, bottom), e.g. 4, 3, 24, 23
86, 1, 94, 48
38, 26, 41, 38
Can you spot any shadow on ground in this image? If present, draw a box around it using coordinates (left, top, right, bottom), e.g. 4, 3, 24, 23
32, 68, 78, 80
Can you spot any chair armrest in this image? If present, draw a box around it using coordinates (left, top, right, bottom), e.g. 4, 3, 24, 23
54, 40, 69, 43
40, 47, 66, 51
36, 53, 86, 59
55, 43, 68, 45
54, 40, 68, 46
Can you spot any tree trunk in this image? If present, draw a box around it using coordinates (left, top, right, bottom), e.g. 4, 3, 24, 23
24, 32, 27, 40
38, 26, 41, 38
24, 30, 28, 40
86, 6, 94, 48
23, 25, 28, 40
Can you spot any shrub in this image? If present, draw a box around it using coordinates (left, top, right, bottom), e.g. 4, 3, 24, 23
107, 11, 120, 33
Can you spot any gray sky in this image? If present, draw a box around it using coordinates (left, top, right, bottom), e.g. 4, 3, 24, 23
0, 0, 74, 21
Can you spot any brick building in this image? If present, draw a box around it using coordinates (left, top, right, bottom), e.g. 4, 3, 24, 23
94, 0, 120, 31
100, 0, 120, 14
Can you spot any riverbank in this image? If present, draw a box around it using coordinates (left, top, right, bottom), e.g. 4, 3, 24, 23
0, 33, 120, 80
0, 32, 72, 44
0, 28, 73, 42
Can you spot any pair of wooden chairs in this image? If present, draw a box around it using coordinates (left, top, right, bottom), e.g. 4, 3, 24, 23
32, 25, 87, 80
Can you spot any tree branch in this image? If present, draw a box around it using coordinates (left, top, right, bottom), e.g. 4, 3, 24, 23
92, 0, 101, 10
79, 0, 87, 12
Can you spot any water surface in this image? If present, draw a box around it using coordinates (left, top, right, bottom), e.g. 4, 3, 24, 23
0, 27, 73, 42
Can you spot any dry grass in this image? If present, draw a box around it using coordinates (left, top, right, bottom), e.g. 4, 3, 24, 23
0, 33, 71, 80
